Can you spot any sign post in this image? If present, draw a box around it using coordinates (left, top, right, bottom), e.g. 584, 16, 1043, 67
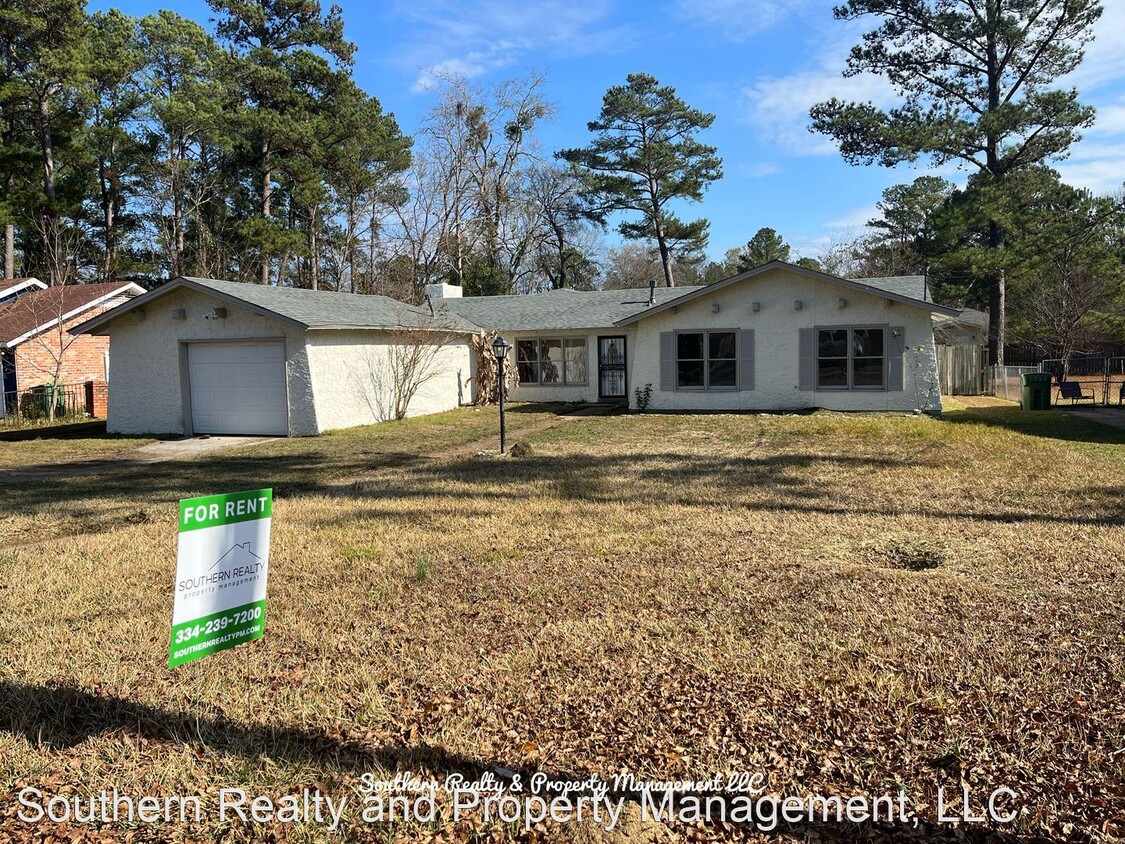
169, 488, 272, 668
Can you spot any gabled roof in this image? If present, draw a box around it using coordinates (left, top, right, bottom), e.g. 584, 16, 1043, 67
0, 277, 47, 304
70, 276, 480, 335
0, 281, 143, 348
435, 285, 702, 332
613, 261, 960, 326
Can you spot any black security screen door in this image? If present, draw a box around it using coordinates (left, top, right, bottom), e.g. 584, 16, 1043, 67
598, 336, 627, 399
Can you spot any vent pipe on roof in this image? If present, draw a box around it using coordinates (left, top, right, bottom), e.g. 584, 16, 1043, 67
648, 277, 656, 307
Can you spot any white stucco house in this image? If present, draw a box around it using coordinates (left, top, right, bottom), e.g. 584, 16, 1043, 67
71, 277, 478, 436
435, 261, 958, 413
72, 262, 959, 436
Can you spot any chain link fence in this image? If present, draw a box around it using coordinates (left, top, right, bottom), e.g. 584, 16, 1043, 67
987, 357, 1125, 405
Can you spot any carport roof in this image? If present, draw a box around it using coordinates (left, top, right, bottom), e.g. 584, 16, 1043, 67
71, 276, 481, 335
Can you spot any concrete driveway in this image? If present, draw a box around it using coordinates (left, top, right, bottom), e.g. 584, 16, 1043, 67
3, 435, 273, 482
1066, 408, 1125, 430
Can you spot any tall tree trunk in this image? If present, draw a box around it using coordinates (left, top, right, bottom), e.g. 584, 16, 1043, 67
655, 222, 674, 288
37, 93, 62, 285
4, 225, 13, 279
308, 204, 319, 291
100, 169, 115, 281
259, 142, 272, 285
987, 219, 1006, 366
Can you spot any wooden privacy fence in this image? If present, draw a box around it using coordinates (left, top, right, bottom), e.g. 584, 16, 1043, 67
936, 345, 989, 395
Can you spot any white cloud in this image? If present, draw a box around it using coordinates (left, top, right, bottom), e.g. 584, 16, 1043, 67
1061, 1, 1125, 93
1056, 140, 1125, 194
739, 161, 781, 178
740, 69, 898, 156
672, 0, 811, 41
388, 0, 635, 92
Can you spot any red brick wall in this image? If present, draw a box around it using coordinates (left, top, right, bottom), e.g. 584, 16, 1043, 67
13, 309, 111, 392
85, 380, 108, 418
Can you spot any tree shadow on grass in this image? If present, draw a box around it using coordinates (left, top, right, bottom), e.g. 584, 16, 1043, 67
5, 447, 1125, 530
942, 406, 1125, 445
0, 680, 1069, 843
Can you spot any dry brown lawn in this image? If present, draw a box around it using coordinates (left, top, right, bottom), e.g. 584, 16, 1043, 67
0, 403, 1123, 843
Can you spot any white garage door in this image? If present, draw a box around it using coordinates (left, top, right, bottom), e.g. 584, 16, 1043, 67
188, 342, 289, 435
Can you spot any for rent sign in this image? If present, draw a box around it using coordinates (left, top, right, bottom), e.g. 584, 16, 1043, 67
169, 489, 272, 668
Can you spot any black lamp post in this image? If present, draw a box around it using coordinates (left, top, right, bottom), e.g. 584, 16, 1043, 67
491, 336, 511, 454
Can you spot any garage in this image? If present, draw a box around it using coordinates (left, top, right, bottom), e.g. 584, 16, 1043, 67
187, 341, 289, 435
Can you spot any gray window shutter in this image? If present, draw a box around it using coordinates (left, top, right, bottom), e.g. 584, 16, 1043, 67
887, 326, 905, 391
738, 329, 754, 390
798, 327, 815, 391
659, 332, 674, 391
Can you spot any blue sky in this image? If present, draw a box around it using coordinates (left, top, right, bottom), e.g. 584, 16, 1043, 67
91, 0, 1125, 263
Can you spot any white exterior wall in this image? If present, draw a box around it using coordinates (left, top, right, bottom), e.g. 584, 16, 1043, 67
629, 268, 941, 412
99, 287, 316, 436
504, 329, 635, 403
305, 329, 471, 430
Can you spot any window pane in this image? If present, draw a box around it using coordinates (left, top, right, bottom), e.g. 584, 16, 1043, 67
677, 332, 704, 360
540, 339, 562, 383
677, 360, 704, 388
709, 360, 736, 387
564, 339, 587, 384
709, 331, 736, 360
517, 340, 538, 363
853, 357, 884, 387
818, 330, 848, 358
853, 328, 884, 357
516, 340, 539, 384
818, 359, 847, 387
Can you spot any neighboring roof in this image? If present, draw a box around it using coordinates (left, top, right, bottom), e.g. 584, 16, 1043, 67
0, 281, 143, 348
0, 277, 47, 304
933, 307, 988, 345
854, 275, 928, 301
435, 285, 702, 332
614, 261, 960, 325
71, 276, 481, 335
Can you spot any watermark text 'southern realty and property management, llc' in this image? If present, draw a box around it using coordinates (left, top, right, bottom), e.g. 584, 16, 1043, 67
14, 772, 1021, 834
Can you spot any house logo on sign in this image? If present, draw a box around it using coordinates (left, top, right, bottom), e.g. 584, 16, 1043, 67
210, 541, 262, 570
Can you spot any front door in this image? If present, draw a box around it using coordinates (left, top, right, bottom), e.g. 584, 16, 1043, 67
598, 336, 627, 400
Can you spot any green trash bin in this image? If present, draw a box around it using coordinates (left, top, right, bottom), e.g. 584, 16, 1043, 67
1021, 372, 1053, 410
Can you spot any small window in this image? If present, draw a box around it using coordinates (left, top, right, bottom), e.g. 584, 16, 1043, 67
817, 327, 886, 390
709, 332, 737, 388
677, 332, 705, 388
517, 340, 539, 384
564, 338, 587, 384
540, 338, 563, 383
676, 330, 737, 391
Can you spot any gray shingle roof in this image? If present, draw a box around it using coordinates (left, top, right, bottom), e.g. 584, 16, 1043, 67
180, 277, 480, 331
854, 276, 928, 301
435, 286, 702, 332
73, 276, 480, 334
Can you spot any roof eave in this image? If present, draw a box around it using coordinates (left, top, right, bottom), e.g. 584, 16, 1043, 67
7, 282, 146, 346
70, 277, 309, 335
613, 261, 960, 325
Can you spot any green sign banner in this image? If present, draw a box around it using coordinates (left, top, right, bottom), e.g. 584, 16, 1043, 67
170, 488, 272, 668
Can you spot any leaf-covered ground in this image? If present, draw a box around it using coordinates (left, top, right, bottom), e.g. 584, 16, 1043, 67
1, 401, 1122, 843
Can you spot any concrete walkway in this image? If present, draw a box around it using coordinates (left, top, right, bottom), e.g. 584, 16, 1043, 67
1066, 408, 1125, 430
131, 435, 272, 461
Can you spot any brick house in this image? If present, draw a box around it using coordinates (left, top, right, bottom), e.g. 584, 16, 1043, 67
1, 281, 144, 414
